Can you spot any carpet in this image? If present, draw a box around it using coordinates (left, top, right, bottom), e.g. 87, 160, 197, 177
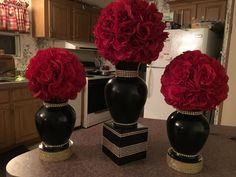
0, 146, 29, 177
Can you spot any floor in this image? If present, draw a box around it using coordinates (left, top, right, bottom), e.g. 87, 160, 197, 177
0, 146, 29, 177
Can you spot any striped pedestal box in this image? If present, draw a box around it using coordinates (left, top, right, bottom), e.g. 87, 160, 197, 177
102, 121, 148, 165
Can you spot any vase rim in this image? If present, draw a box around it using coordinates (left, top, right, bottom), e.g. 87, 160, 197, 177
43, 102, 68, 108
115, 70, 139, 78
177, 110, 203, 115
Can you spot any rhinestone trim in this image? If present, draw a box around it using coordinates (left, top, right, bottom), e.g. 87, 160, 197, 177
177, 110, 203, 116
113, 121, 137, 126
42, 140, 70, 148
172, 148, 199, 158
115, 70, 139, 78
43, 102, 68, 108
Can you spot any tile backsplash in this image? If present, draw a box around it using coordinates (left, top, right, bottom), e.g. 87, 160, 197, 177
14, 34, 52, 71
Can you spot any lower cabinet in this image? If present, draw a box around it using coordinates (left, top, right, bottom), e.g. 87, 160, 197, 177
14, 99, 41, 144
0, 103, 14, 150
0, 85, 42, 152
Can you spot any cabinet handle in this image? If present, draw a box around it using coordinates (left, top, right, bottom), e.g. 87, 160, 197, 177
49, 27, 53, 37
180, 9, 183, 27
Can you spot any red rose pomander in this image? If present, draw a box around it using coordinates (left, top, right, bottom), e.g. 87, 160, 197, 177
161, 50, 229, 111
93, 0, 168, 65
25, 48, 86, 103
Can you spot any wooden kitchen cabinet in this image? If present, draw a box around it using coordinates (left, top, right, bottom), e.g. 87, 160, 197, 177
196, 1, 226, 22
49, 0, 71, 39
90, 8, 101, 42
32, 0, 71, 39
168, 0, 226, 27
72, 4, 91, 42
14, 99, 41, 144
169, 3, 196, 28
12, 87, 42, 144
0, 89, 14, 151
32, 0, 101, 42
0, 85, 42, 152
0, 103, 15, 150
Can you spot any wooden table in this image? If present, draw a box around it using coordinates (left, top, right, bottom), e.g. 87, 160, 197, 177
6, 119, 236, 177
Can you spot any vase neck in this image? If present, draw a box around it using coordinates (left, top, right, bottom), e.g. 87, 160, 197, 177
177, 110, 203, 116
116, 61, 140, 71
43, 102, 68, 108
115, 70, 139, 78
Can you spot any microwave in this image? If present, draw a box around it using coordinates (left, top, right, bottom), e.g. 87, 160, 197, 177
0, 32, 20, 56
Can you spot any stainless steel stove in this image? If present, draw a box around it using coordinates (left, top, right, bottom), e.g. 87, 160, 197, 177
81, 61, 114, 128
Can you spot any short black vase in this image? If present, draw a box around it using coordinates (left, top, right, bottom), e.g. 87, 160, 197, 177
104, 61, 147, 129
35, 102, 76, 153
166, 110, 210, 174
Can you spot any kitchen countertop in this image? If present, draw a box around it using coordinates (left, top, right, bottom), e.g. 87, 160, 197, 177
0, 80, 28, 89
6, 118, 236, 177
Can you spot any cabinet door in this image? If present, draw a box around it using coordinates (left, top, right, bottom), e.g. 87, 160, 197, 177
197, 1, 226, 21
0, 104, 14, 150
72, 5, 91, 42
90, 9, 100, 42
170, 4, 196, 28
49, 0, 71, 39
14, 99, 42, 144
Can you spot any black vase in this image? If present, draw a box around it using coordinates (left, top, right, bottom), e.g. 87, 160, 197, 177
35, 102, 76, 152
167, 110, 209, 173
105, 61, 147, 129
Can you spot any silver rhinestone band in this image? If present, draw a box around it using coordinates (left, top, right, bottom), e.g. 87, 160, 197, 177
42, 141, 69, 148
115, 70, 139, 78
172, 148, 199, 158
177, 110, 203, 116
113, 121, 137, 127
43, 102, 68, 108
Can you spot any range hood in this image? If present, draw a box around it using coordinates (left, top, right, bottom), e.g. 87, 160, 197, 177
53, 40, 97, 51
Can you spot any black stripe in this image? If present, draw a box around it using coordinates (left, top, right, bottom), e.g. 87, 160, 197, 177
102, 146, 146, 165
103, 126, 148, 147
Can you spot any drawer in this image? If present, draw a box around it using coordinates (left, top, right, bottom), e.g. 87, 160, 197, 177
0, 90, 10, 103
12, 88, 34, 101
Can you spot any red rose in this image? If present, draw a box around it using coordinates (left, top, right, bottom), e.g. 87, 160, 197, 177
161, 50, 229, 110
94, 0, 168, 65
25, 48, 86, 102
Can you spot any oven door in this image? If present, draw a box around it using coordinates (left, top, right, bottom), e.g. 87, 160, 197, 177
82, 77, 112, 128
87, 78, 109, 114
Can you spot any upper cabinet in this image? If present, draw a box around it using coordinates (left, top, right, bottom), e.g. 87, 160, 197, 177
90, 9, 101, 42
169, 3, 197, 28
32, 0, 101, 42
168, 0, 226, 27
49, 0, 71, 40
196, 1, 226, 21
72, 4, 91, 42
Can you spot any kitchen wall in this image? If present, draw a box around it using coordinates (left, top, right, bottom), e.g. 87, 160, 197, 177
221, 1, 236, 126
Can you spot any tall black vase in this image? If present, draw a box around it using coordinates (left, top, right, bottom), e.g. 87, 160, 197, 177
105, 61, 147, 129
166, 110, 210, 174
35, 102, 76, 153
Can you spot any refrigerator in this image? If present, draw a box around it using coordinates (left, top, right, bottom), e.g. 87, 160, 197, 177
144, 28, 221, 121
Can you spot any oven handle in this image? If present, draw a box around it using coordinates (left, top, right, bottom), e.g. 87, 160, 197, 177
94, 109, 109, 114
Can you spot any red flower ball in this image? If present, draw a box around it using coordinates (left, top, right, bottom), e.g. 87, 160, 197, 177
93, 0, 168, 65
161, 50, 229, 111
25, 48, 86, 102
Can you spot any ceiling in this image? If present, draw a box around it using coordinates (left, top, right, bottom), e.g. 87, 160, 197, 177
83, 0, 113, 8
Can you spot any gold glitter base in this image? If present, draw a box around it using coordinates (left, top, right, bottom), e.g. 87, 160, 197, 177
166, 152, 203, 174
39, 147, 73, 162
